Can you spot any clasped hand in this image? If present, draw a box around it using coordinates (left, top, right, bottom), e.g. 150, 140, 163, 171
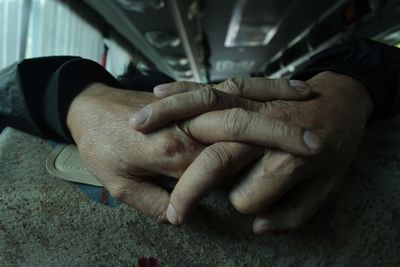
67, 71, 372, 233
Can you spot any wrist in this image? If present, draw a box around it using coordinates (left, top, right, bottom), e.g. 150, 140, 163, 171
66, 83, 157, 145
66, 82, 107, 145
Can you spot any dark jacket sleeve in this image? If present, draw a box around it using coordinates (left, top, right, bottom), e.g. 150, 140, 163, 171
0, 56, 121, 143
292, 39, 400, 120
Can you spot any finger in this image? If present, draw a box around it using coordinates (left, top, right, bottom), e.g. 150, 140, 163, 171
166, 142, 264, 225
153, 78, 311, 101
153, 81, 209, 98
214, 77, 311, 101
130, 87, 258, 132
103, 175, 170, 223
251, 173, 339, 234
182, 108, 323, 155
229, 151, 306, 215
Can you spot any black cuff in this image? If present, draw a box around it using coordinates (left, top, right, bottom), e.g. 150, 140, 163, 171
16, 56, 79, 139
44, 58, 122, 143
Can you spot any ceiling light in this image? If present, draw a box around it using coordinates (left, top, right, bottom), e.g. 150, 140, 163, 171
145, 31, 181, 48
115, 0, 164, 12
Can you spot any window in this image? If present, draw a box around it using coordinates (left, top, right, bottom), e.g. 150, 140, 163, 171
1, 0, 130, 77
0, 0, 28, 68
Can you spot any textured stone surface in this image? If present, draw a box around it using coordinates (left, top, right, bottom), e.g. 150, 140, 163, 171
0, 121, 399, 266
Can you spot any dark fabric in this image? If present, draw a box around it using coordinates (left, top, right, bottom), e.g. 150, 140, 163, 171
292, 39, 400, 119
118, 64, 174, 92
0, 57, 77, 138
1, 39, 400, 143
0, 57, 121, 142
44, 58, 121, 142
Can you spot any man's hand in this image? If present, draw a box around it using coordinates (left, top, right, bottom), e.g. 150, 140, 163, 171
132, 72, 373, 232
66, 83, 203, 222
66, 82, 316, 223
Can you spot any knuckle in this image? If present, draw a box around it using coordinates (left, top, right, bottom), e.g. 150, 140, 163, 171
268, 78, 280, 91
194, 87, 220, 108
224, 77, 245, 96
159, 98, 172, 113
272, 120, 289, 138
273, 119, 294, 140
148, 96, 174, 115
229, 189, 258, 214
107, 183, 127, 201
202, 144, 232, 169
263, 153, 303, 177
283, 156, 304, 175
148, 200, 168, 223
159, 133, 186, 157
157, 132, 199, 176
223, 108, 248, 138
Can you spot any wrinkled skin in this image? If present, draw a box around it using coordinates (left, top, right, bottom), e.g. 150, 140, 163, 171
67, 83, 203, 222
233, 72, 373, 233
66, 82, 313, 224
133, 71, 373, 232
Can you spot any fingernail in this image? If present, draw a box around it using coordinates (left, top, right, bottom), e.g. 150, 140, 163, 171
154, 83, 171, 97
303, 130, 323, 151
289, 80, 310, 93
253, 218, 275, 234
130, 106, 151, 128
166, 203, 179, 225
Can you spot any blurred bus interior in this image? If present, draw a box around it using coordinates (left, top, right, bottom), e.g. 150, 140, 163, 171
0, 0, 400, 95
